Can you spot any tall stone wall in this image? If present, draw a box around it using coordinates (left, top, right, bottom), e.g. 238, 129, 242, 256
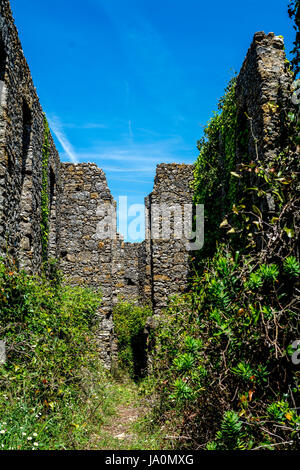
60, 163, 116, 308
236, 31, 294, 165
235, 31, 294, 231
111, 241, 141, 305
59, 162, 118, 368
111, 240, 152, 307
0, 0, 60, 273
146, 164, 195, 314
137, 240, 152, 306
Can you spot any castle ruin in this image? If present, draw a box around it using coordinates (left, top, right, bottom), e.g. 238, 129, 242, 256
0, 0, 294, 367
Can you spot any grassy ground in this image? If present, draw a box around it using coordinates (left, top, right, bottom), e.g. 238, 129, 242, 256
86, 377, 168, 450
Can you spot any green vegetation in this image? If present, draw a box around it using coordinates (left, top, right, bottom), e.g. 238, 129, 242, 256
0, 259, 109, 450
288, 1, 300, 75
1, 2, 299, 452
85, 379, 167, 450
145, 76, 300, 450
0, 264, 166, 450
148, 245, 299, 449
193, 77, 240, 258
113, 301, 151, 379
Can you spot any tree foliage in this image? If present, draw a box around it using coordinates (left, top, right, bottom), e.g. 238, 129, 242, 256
288, 0, 300, 75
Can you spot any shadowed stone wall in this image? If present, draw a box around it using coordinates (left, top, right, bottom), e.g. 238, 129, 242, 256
59, 162, 118, 367
0, 0, 60, 273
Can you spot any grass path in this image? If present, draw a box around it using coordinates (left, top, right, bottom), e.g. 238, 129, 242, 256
87, 378, 168, 450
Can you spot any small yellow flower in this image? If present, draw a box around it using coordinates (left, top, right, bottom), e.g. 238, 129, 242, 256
285, 412, 292, 421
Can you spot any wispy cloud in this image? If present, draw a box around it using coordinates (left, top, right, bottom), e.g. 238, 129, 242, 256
48, 115, 79, 163
128, 119, 133, 139
66, 139, 194, 178
64, 122, 107, 130
101, 167, 155, 173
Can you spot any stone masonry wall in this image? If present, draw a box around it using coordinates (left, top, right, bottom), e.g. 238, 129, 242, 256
235, 31, 294, 236
59, 162, 118, 367
236, 32, 294, 165
111, 240, 140, 306
146, 164, 195, 314
60, 163, 116, 301
0, 0, 60, 273
59, 163, 195, 317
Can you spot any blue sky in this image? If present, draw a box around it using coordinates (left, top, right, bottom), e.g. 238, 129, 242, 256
11, 0, 294, 240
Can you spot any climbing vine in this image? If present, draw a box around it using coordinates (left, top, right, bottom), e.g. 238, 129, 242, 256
288, 0, 300, 75
41, 115, 50, 262
193, 77, 243, 259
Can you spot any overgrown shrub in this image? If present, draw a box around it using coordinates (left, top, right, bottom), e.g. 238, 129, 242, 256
149, 245, 299, 449
113, 301, 151, 379
0, 260, 107, 450
147, 75, 300, 450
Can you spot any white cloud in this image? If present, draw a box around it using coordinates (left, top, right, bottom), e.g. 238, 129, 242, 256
73, 135, 194, 166
101, 166, 154, 173
64, 122, 107, 130
48, 115, 79, 164
47, 115, 195, 178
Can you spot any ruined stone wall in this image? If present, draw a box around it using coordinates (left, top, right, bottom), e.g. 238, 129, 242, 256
110, 238, 152, 311
0, 0, 296, 370
59, 163, 118, 368
235, 31, 294, 225
59, 162, 195, 317
0, 0, 60, 273
236, 31, 294, 163
111, 241, 140, 304
60, 163, 116, 307
137, 240, 152, 306
146, 164, 195, 314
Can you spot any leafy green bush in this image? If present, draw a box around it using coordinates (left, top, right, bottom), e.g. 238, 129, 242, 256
113, 301, 151, 378
148, 241, 299, 449
0, 260, 107, 450
207, 411, 246, 450
258, 264, 279, 284
283, 256, 300, 278
147, 18, 300, 451
173, 353, 195, 373
170, 379, 195, 403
